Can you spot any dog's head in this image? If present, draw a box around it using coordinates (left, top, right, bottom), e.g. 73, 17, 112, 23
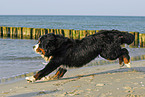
33, 33, 72, 61
33, 33, 57, 57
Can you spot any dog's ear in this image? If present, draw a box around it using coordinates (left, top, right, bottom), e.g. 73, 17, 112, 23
55, 36, 73, 51
45, 33, 56, 40
39, 33, 56, 43
43, 33, 57, 56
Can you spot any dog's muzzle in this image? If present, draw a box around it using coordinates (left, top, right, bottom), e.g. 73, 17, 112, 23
33, 43, 51, 62
33, 43, 44, 54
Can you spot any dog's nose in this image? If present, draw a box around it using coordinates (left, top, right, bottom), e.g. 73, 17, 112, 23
33, 46, 35, 49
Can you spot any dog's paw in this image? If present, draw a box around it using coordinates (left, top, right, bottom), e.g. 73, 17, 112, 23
25, 76, 36, 83
50, 75, 60, 80
41, 76, 51, 81
120, 63, 131, 68
125, 63, 131, 68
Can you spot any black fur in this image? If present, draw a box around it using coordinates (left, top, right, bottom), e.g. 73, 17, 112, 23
34, 30, 135, 80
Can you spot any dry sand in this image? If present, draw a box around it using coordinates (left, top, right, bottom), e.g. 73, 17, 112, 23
0, 60, 145, 97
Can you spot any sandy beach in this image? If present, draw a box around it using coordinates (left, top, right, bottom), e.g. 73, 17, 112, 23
0, 60, 145, 97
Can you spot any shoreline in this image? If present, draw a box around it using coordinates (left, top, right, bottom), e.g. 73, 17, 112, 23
1, 51, 145, 85
0, 60, 145, 97
1, 53, 145, 84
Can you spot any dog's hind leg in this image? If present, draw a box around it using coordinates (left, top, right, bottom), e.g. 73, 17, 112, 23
119, 55, 124, 67
119, 48, 131, 68
50, 67, 67, 80
123, 54, 131, 68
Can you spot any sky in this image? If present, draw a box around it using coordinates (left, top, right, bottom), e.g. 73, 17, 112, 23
0, 0, 145, 16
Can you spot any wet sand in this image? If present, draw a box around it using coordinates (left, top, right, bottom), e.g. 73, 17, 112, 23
0, 60, 145, 97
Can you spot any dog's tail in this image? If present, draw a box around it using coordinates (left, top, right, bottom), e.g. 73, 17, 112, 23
119, 32, 135, 45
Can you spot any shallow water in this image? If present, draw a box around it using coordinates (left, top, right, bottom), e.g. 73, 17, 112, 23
0, 38, 46, 79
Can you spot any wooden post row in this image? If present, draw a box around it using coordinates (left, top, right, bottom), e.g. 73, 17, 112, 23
129, 32, 139, 47
0, 26, 144, 48
139, 33, 145, 47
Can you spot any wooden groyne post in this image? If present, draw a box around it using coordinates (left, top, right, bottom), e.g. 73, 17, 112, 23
0, 26, 144, 48
139, 33, 145, 47
129, 32, 139, 47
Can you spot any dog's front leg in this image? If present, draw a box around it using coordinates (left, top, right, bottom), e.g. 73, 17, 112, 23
26, 61, 60, 82
50, 67, 67, 80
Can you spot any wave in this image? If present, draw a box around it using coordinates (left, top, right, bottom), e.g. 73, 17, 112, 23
0, 71, 37, 84
0, 56, 42, 61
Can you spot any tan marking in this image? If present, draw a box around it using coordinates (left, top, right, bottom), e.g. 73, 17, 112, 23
53, 70, 64, 78
123, 56, 130, 64
35, 47, 39, 52
34, 73, 41, 80
56, 71, 60, 76
59, 72, 65, 77
107, 58, 111, 60
39, 48, 45, 55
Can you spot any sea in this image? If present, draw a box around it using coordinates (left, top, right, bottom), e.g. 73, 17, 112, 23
0, 15, 145, 82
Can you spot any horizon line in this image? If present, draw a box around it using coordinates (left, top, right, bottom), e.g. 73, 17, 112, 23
0, 14, 145, 17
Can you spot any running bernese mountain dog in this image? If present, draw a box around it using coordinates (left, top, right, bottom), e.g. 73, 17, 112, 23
26, 30, 135, 82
